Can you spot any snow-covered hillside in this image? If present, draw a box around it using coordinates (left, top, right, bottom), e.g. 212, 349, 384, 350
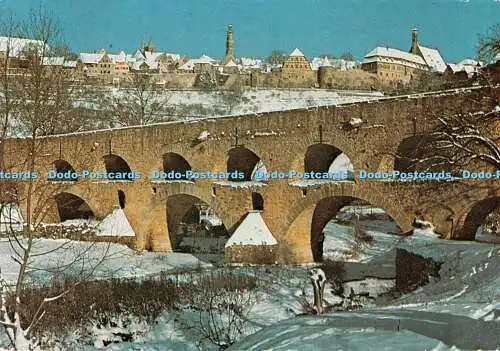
105, 88, 384, 119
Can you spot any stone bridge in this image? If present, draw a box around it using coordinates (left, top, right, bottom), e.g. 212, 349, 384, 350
3, 86, 499, 263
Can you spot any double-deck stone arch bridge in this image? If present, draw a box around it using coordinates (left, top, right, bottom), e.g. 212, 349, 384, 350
3, 86, 499, 263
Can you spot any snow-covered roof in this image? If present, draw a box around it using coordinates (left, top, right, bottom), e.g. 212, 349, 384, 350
134, 49, 145, 60
81, 51, 140, 65
144, 51, 163, 62
0, 36, 46, 58
80, 53, 103, 64
311, 56, 332, 70
109, 51, 127, 63
364, 47, 426, 66
125, 54, 136, 63
458, 58, 483, 67
311, 57, 358, 71
240, 57, 263, 69
42, 56, 65, 66
290, 48, 305, 57
225, 211, 278, 247
447, 63, 479, 78
161, 53, 181, 61
417, 44, 446, 73
131, 59, 158, 71
447, 63, 464, 73
63, 60, 78, 68
178, 59, 197, 71
225, 59, 238, 67
198, 54, 215, 63
178, 55, 214, 70
136, 51, 182, 65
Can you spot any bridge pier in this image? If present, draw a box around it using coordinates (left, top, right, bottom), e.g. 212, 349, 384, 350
126, 202, 171, 251
122, 185, 171, 251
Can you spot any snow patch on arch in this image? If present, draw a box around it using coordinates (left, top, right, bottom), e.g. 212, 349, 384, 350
97, 209, 135, 237
225, 211, 277, 247
329, 153, 354, 176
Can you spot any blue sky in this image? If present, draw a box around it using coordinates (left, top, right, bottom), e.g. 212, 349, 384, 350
0, 0, 499, 62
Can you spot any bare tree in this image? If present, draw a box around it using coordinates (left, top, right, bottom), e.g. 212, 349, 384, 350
0, 8, 110, 349
198, 70, 219, 90
477, 24, 500, 63
101, 71, 172, 127
403, 92, 499, 173
193, 272, 257, 349
339, 52, 355, 61
265, 50, 287, 66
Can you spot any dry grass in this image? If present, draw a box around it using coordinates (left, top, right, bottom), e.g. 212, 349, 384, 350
9, 270, 258, 341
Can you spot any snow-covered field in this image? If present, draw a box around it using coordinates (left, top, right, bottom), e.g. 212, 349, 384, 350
0, 212, 498, 350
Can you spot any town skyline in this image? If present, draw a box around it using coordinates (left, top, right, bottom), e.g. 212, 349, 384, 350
1, 0, 499, 62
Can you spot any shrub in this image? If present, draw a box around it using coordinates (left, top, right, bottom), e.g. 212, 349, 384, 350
9, 270, 258, 347
320, 260, 346, 296
190, 271, 258, 348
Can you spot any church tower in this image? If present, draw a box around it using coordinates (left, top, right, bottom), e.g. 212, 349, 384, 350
225, 24, 234, 63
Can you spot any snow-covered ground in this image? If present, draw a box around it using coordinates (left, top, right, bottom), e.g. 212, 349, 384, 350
228, 217, 499, 351
0, 238, 210, 285
109, 88, 384, 119
79, 229, 499, 350
0, 209, 498, 350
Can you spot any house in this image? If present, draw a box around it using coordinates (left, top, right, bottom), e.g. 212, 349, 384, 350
241, 57, 263, 69
42, 56, 65, 67
361, 29, 446, 87
0, 36, 46, 68
280, 48, 315, 87
223, 59, 239, 74
311, 57, 357, 71
445, 59, 482, 79
80, 49, 134, 80
178, 54, 215, 73
108, 51, 130, 76
79, 52, 105, 78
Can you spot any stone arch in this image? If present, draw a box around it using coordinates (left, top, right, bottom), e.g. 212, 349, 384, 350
166, 193, 229, 255
51, 159, 78, 181
227, 146, 266, 181
286, 132, 360, 174
54, 192, 94, 221
282, 188, 407, 263
305, 144, 342, 173
394, 135, 439, 172
154, 181, 238, 229
163, 152, 192, 180
103, 154, 133, 180
303, 144, 355, 179
454, 197, 499, 240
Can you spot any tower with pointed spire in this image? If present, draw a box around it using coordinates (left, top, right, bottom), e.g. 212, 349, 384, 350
224, 24, 234, 63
